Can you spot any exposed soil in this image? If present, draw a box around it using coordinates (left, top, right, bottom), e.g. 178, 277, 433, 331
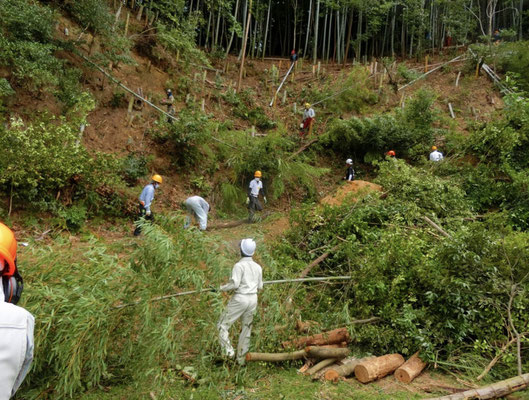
321, 180, 383, 206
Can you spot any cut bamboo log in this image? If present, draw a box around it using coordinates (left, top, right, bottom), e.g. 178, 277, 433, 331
282, 327, 350, 349
306, 358, 338, 375
426, 372, 529, 400
306, 346, 350, 359
324, 356, 376, 382
245, 350, 306, 362
355, 354, 405, 383
394, 352, 427, 383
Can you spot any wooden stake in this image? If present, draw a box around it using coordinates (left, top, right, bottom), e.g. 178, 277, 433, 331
317, 61, 321, 77
127, 96, 134, 113
424, 55, 429, 72
201, 98, 205, 111
394, 352, 427, 383
355, 354, 405, 383
475, 61, 480, 78
136, 5, 143, 20
455, 71, 461, 87
124, 12, 130, 36
281, 90, 287, 104
448, 103, 456, 119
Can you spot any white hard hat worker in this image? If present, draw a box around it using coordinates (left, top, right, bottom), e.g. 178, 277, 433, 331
346, 159, 353, 165
218, 238, 263, 365
0, 222, 34, 399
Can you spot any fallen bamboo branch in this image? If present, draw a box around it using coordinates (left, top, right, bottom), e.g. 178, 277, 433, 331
245, 350, 306, 362
324, 356, 376, 382
115, 276, 353, 309
394, 352, 427, 383
282, 327, 350, 349
299, 244, 340, 278
287, 138, 319, 160
426, 373, 529, 400
422, 216, 452, 238
306, 346, 351, 359
477, 332, 528, 381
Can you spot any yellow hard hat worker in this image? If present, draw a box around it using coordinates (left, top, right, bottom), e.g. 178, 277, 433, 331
151, 174, 163, 184
0, 222, 17, 277
254, 171, 262, 178
305, 103, 311, 108
432, 146, 437, 151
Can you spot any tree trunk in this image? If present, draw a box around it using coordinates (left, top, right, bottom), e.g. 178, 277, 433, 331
322, 8, 328, 63
356, 10, 363, 60
246, 350, 306, 362
390, 5, 396, 56
261, 0, 271, 59
237, 0, 252, 92
326, 10, 332, 62
215, 9, 221, 47
282, 327, 350, 349
312, 0, 320, 64
225, 0, 240, 56
519, 0, 523, 40
355, 354, 405, 383
324, 356, 376, 382
394, 352, 427, 383
425, 373, 529, 400
306, 346, 351, 359
303, 0, 313, 58
238, 0, 248, 58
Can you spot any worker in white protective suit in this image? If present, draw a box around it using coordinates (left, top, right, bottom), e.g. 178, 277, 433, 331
217, 238, 263, 365
183, 195, 210, 231
0, 222, 34, 400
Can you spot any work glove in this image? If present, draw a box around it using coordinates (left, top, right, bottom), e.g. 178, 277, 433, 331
246, 197, 250, 205
146, 210, 151, 216
263, 196, 268, 204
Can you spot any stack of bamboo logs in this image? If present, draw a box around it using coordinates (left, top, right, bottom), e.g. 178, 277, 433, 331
245, 325, 428, 386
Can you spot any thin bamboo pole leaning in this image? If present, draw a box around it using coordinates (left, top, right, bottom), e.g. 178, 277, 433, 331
398, 54, 467, 91
114, 275, 353, 309
269, 61, 296, 106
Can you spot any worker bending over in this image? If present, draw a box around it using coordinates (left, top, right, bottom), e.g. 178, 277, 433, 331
183, 196, 210, 231
344, 158, 355, 181
217, 239, 263, 365
247, 171, 267, 222
300, 103, 315, 137
429, 146, 444, 162
134, 174, 162, 236
0, 223, 34, 400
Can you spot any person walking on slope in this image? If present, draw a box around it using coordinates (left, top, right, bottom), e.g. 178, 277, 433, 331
0, 222, 34, 400
247, 171, 267, 222
300, 103, 315, 137
183, 195, 210, 231
290, 49, 298, 63
429, 146, 444, 162
134, 174, 162, 236
161, 89, 175, 123
217, 238, 263, 365
344, 159, 355, 181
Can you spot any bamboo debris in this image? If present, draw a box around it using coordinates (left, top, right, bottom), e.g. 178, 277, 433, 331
324, 356, 376, 382
245, 350, 307, 362
398, 54, 466, 91
394, 352, 427, 383
355, 354, 405, 383
305, 358, 338, 375
306, 346, 351, 359
282, 327, 350, 349
426, 373, 529, 400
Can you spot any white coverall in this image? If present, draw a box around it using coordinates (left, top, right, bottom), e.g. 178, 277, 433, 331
429, 150, 444, 162
217, 257, 263, 364
184, 196, 210, 230
0, 285, 34, 400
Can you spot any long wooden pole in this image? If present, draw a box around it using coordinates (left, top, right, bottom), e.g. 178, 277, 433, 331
237, 0, 252, 92
269, 61, 296, 106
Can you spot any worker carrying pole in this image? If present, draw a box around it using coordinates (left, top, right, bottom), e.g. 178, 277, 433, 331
217, 238, 262, 365
0, 222, 34, 399
134, 174, 163, 236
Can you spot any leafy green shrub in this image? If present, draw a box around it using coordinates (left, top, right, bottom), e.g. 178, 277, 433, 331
121, 152, 150, 186
397, 64, 420, 83
62, 0, 113, 35
110, 91, 126, 108
54, 204, 88, 232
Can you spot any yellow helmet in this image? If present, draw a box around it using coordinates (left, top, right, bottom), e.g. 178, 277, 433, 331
305, 103, 311, 108
254, 171, 262, 178
0, 223, 17, 276
152, 174, 163, 184
432, 146, 437, 151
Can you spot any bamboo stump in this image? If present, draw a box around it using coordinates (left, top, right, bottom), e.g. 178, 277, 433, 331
324, 356, 376, 382
355, 354, 405, 383
394, 352, 427, 383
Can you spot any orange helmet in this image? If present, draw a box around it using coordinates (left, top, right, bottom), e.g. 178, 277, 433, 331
254, 171, 262, 178
387, 150, 396, 157
432, 146, 437, 150
0, 223, 17, 277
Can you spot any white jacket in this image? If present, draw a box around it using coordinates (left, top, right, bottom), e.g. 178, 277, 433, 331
429, 150, 444, 162
220, 257, 263, 295
0, 285, 34, 400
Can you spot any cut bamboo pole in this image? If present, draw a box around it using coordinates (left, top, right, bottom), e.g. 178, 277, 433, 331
324, 356, 376, 382
455, 71, 461, 87
448, 103, 455, 119
355, 354, 405, 383
422, 216, 451, 238
306, 358, 338, 375
394, 352, 427, 383
306, 346, 350, 359
426, 373, 529, 400
282, 327, 350, 349
245, 350, 306, 362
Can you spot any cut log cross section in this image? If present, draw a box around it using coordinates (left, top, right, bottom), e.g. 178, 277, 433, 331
355, 354, 405, 383
394, 352, 427, 383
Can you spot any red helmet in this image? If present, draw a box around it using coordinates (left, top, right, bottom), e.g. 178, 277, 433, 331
291, 49, 296, 55
387, 150, 396, 157
0, 222, 17, 277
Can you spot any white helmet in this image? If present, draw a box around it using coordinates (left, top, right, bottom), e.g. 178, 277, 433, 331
346, 159, 353, 165
240, 238, 256, 257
